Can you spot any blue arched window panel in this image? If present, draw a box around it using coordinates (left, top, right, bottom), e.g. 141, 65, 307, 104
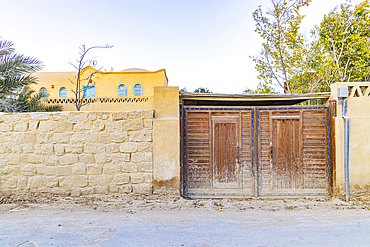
117, 84, 127, 97
83, 86, 96, 97
133, 83, 143, 96
59, 87, 67, 97
40, 87, 47, 97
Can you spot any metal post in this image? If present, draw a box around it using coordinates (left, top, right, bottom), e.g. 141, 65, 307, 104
342, 99, 350, 202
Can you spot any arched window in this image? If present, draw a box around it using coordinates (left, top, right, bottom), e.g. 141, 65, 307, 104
133, 83, 143, 96
117, 84, 127, 97
39, 87, 47, 97
83, 86, 96, 97
59, 87, 67, 97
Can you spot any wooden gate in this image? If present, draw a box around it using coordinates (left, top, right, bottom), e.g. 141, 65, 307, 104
182, 106, 254, 198
257, 106, 329, 196
182, 105, 330, 198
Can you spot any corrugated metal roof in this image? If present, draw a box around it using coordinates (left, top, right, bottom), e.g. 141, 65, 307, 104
180, 92, 331, 106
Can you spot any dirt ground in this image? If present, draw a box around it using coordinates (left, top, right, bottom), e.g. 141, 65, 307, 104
1, 189, 370, 213
2, 191, 370, 246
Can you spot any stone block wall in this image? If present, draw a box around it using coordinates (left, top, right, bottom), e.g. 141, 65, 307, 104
0, 110, 154, 196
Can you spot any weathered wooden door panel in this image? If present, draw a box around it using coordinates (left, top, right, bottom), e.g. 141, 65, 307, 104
185, 111, 211, 189
183, 105, 329, 198
302, 110, 329, 190
271, 116, 302, 190
258, 107, 329, 196
212, 116, 239, 189
183, 107, 254, 198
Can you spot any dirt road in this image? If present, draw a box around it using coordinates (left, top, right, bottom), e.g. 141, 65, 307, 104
1, 194, 370, 246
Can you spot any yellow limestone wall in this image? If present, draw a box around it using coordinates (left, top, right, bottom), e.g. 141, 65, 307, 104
0, 86, 180, 196
153, 86, 180, 193
331, 82, 370, 195
0, 111, 154, 196
31, 67, 167, 111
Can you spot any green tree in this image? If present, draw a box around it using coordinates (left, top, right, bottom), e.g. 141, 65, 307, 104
242, 87, 254, 94
0, 38, 43, 99
243, 84, 278, 94
251, 0, 311, 94
253, 83, 279, 94
311, 1, 370, 88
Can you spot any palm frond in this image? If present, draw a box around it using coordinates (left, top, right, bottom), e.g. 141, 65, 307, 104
0, 85, 62, 113
0, 38, 15, 56
43, 104, 63, 112
0, 37, 43, 98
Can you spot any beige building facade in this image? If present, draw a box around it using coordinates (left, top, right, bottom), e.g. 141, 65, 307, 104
1, 74, 180, 196
330, 82, 370, 198
1, 78, 370, 199
32, 67, 168, 111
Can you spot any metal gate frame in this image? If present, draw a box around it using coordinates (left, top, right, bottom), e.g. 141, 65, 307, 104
256, 105, 330, 197
181, 106, 254, 198
181, 105, 331, 198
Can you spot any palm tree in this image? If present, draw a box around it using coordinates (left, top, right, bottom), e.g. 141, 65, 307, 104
0, 38, 43, 99
0, 86, 62, 112
0, 38, 58, 112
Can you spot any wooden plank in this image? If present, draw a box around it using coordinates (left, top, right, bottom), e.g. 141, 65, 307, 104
258, 107, 329, 195
271, 116, 301, 119
184, 107, 254, 197
187, 142, 209, 147
241, 111, 253, 193
213, 118, 238, 188
187, 138, 210, 143
187, 134, 209, 139
187, 122, 209, 127
188, 130, 210, 134
271, 111, 300, 117
302, 108, 328, 190
187, 125, 210, 129
186, 111, 211, 189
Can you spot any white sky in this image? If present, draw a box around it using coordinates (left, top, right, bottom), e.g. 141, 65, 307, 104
0, 0, 359, 94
